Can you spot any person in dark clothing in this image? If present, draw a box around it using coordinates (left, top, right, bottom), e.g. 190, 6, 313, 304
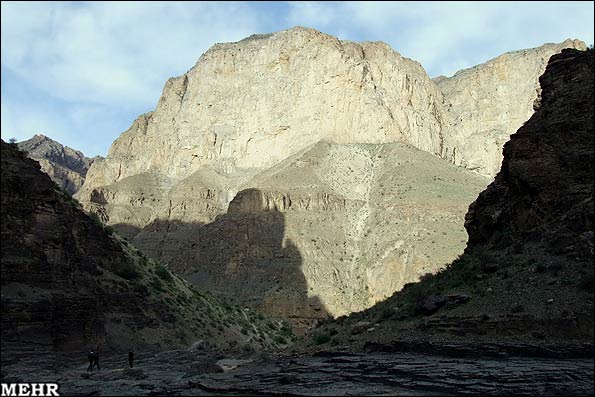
87, 351, 100, 371
87, 351, 94, 372
128, 348, 134, 368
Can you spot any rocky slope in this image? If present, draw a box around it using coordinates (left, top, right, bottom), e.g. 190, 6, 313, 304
1, 140, 294, 354
17, 134, 100, 195
75, 27, 584, 329
303, 48, 594, 351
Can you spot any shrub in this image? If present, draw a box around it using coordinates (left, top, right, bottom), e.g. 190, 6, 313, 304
313, 334, 331, 345
578, 271, 594, 292
88, 211, 103, 226
114, 261, 140, 280
150, 277, 164, 293
155, 263, 173, 282
273, 335, 286, 344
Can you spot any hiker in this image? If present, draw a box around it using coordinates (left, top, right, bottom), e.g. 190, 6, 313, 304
87, 351, 99, 371
128, 348, 134, 368
94, 352, 100, 370
87, 351, 94, 371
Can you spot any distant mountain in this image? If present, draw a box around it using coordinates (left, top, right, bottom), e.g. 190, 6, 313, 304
1, 139, 294, 354
17, 134, 101, 195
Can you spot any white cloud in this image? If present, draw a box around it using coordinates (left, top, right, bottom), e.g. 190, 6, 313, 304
1, 1, 262, 107
286, 1, 594, 77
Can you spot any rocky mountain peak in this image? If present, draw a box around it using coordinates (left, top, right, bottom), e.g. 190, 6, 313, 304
17, 134, 100, 195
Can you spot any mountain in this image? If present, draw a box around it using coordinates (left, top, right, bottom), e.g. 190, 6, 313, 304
437, 39, 586, 177
75, 26, 585, 329
306, 48, 594, 350
17, 134, 100, 195
0, 140, 294, 354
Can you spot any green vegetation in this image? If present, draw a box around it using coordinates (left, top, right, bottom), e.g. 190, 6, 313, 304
113, 260, 140, 280
155, 263, 173, 282
313, 333, 331, 345
150, 276, 164, 293
273, 335, 287, 344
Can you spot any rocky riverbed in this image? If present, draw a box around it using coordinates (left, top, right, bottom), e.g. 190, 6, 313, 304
2, 348, 593, 396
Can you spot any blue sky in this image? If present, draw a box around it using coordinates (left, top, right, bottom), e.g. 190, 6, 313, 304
2, 1, 593, 157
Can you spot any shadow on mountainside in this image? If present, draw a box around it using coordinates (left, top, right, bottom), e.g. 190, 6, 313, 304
113, 189, 329, 335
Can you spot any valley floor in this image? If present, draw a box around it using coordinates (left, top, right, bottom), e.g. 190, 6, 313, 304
1, 347, 593, 396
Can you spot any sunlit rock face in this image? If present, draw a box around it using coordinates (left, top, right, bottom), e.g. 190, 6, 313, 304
76, 26, 584, 326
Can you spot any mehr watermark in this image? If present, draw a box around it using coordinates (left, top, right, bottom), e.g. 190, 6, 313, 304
1, 383, 59, 397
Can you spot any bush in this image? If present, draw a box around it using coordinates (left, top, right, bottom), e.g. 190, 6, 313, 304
273, 335, 286, 344
150, 277, 164, 293
88, 211, 103, 226
578, 271, 594, 292
313, 334, 331, 345
155, 263, 173, 282
114, 261, 140, 280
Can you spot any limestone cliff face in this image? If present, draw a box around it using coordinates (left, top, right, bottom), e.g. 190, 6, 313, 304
80, 27, 445, 193
76, 27, 583, 327
18, 134, 100, 195
437, 39, 586, 177
0, 141, 293, 353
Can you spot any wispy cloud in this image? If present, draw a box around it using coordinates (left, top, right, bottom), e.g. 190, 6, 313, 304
1, 1, 264, 155
286, 1, 594, 77
1, 1, 593, 156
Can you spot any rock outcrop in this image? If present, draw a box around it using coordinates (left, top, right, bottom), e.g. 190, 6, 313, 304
437, 39, 586, 178
465, 47, 594, 257
75, 26, 584, 328
0, 140, 294, 353
311, 48, 594, 349
17, 134, 100, 195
